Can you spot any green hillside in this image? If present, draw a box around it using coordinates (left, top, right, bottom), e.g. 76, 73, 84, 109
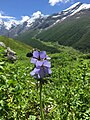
15, 13, 90, 53
0, 36, 32, 53
16, 35, 60, 53
37, 15, 90, 52
0, 36, 33, 62
36, 14, 90, 52
0, 38, 90, 119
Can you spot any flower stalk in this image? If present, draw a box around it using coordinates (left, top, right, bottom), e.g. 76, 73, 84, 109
40, 79, 44, 120
29, 50, 51, 120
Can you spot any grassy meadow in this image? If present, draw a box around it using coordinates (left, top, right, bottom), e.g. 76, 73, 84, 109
0, 36, 90, 120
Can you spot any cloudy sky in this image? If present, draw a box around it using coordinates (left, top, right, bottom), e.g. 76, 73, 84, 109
0, 0, 90, 20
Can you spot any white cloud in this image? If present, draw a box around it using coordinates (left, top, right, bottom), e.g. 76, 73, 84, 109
0, 13, 15, 19
21, 16, 30, 23
20, 11, 44, 25
26, 11, 44, 27
0, 11, 19, 30
49, 0, 71, 6
4, 19, 20, 30
32, 11, 44, 19
0, 10, 47, 29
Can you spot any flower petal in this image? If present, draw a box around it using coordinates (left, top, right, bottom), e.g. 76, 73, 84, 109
33, 51, 39, 58
36, 61, 43, 67
43, 60, 51, 68
30, 68, 40, 76
34, 67, 40, 72
48, 68, 52, 74
31, 58, 37, 64
30, 70, 35, 76
40, 51, 46, 59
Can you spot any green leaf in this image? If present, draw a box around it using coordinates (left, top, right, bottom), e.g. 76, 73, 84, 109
0, 62, 5, 65
0, 65, 3, 70
28, 115, 36, 120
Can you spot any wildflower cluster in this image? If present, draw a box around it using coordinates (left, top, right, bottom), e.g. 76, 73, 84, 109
30, 50, 52, 79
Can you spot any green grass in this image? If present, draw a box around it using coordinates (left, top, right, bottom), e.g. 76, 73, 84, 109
16, 35, 60, 53
0, 36, 33, 61
0, 36, 90, 119
0, 36, 32, 53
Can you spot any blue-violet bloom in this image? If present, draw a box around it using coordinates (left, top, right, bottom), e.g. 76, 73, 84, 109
31, 51, 51, 65
30, 50, 52, 79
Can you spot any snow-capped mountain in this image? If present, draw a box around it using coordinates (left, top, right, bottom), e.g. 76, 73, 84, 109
63, 2, 90, 16
0, 2, 90, 38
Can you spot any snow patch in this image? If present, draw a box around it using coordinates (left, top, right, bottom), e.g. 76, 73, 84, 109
63, 2, 81, 11
61, 17, 67, 21
4, 20, 20, 30
20, 16, 30, 23
52, 14, 60, 18
70, 3, 90, 16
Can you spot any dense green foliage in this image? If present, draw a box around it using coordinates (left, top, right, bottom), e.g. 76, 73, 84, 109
36, 14, 90, 52
16, 36, 60, 53
0, 36, 32, 55
15, 13, 90, 53
0, 37, 90, 119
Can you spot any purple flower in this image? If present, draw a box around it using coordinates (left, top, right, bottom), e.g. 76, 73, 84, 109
30, 50, 52, 79
31, 51, 50, 64
30, 63, 51, 79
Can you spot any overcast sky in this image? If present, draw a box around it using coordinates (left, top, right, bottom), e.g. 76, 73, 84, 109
0, 0, 90, 20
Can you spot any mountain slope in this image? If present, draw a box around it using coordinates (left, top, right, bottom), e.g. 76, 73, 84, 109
0, 2, 90, 38
36, 10, 90, 52
16, 9, 90, 52
14, 2, 90, 53
0, 36, 32, 57
1, 34, 90, 120
0, 2, 90, 52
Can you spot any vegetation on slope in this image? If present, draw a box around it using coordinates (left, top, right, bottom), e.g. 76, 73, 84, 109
0, 37, 90, 119
16, 35, 60, 53
0, 36, 33, 61
36, 14, 90, 52
0, 36, 32, 53
14, 12, 90, 53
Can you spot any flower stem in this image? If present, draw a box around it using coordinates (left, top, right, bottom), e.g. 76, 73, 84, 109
40, 79, 44, 120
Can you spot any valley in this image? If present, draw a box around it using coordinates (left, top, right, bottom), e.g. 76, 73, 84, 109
0, 2, 90, 120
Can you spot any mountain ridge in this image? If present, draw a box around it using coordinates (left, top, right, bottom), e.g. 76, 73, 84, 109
0, 2, 90, 38
0, 2, 90, 52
